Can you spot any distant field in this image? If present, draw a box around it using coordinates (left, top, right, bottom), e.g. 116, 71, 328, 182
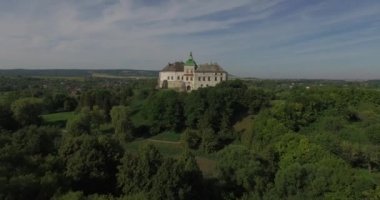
91, 73, 130, 79
92, 73, 156, 79
42, 111, 75, 127
32, 76, 85, 81
0, 69, 158, 78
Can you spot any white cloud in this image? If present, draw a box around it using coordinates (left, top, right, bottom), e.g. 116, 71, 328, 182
0, 0, 379, 79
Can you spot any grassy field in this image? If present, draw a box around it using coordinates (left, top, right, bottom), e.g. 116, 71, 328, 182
124, 132, 217, 177
41, 110, 218, 176
42, 111, 75, 127
124, 137, 183, 156
234, 115, 254, 137
150, 131, 182, 142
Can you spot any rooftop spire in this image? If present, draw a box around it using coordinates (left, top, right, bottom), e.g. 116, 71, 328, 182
185, 51, 197, 66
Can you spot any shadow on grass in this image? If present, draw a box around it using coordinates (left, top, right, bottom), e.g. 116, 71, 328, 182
43, 120, 66, 128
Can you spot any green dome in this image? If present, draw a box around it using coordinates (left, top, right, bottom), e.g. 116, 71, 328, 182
185, 52, 197, 66
185, 59, 196, 66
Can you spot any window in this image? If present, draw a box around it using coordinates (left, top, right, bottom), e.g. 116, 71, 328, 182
190, 77, 193, 81
208, 77, 210, 81
181, 76, 183, 80
220, 77, 223, 81
177, 76, 180, 80
206, 84, 208, 86
167, 76, 169, 80
171, 76, 173, 80
186, 77, 188, 81
198, 77, 201, 81
203, 77, 205, 81
201, 84, 203, 87
215, 77, 217, 81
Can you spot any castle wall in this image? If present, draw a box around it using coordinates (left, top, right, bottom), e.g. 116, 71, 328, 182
193, 72, 227, 90
159, 71, 227, 91
159, 71, 185, 90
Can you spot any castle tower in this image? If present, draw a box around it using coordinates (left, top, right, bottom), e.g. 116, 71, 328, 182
183, 52, 197, 91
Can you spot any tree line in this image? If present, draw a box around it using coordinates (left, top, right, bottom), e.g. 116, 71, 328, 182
0, 77, 379, 199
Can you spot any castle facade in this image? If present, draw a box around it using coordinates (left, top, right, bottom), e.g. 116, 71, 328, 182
158, 52, 228, 91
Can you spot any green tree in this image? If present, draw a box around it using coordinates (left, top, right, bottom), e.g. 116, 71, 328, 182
200, 128, 219, 153
149, 151, 203, 200
216, 145, 274, 199
11, 97, 43, 126
0, 102, 18, 130
181, 129, 201, 149
110, 106, 133, 142
117, 144, 163, 195
63, 97, 78, 111
59, 134, 123, 194
144, 90, 184, 134
66, 110, 92, 135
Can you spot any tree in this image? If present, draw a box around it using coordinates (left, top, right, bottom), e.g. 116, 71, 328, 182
110, 106, 133, 142
149, 151, 203, 200
59, 134, 123, 194
363, 186, 380, 200
117, 144, 163, 195
216, 145, 275, 199
0, 102, 18, 130
181, 129, 201, 149
66, 110, 92, 135
11, 97, 43, 126
64, 97, 78, 111
0, 126, 61, 200
244, 88, 272, 114
273, 134, 374, 199
200, 128, 219, 153
143, 90, 185, 134
244, 111, 289, 151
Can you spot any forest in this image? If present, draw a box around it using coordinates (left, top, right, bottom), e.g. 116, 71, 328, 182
0, 75, 379, 200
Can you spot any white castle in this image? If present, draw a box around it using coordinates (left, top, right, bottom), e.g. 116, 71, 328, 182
158, 52, 228, 91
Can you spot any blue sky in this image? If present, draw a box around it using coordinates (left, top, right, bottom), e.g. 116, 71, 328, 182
0, 0, 379, 79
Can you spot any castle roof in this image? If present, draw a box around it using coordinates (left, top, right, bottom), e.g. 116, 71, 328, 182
196, 63, 226, 73
161, 62, 184, 72
160, 53, 226, 73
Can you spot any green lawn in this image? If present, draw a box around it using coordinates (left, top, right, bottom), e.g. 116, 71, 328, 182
124, 138, 184, 157
150, 131, 182, 142
42, 111, 75, 127
124, 135, 218, 177
233, 115, 254, 137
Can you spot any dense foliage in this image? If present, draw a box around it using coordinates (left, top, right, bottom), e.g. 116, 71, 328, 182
0, 76, 379, 199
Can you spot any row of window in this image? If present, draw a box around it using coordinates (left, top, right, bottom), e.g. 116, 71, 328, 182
198, 76, 223, 81
184, 71, 224, 76
166, 76, 224, 81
